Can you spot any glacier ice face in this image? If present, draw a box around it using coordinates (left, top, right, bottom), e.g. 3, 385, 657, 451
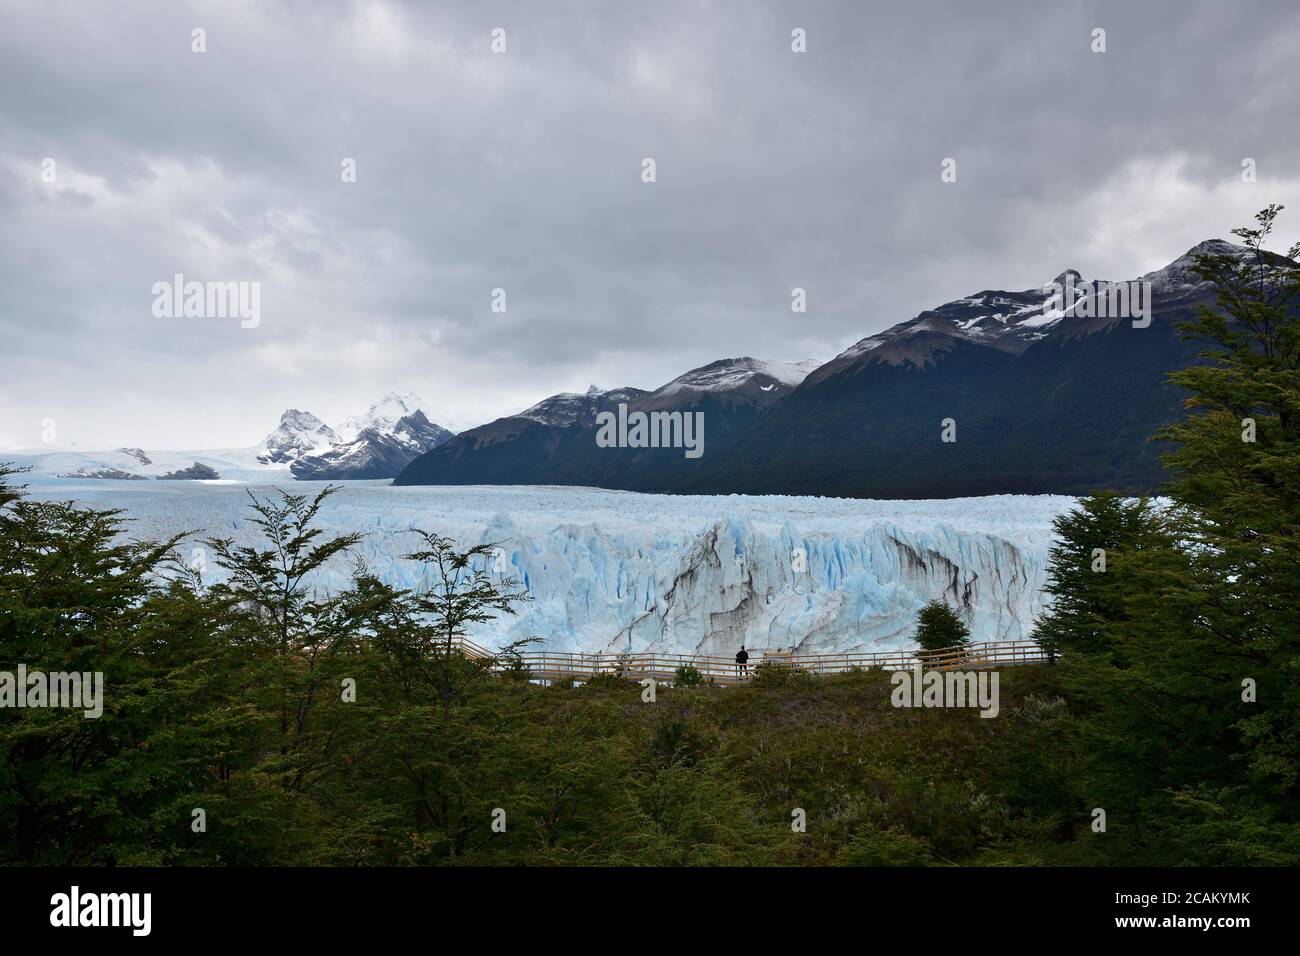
16, 479, 1072, 656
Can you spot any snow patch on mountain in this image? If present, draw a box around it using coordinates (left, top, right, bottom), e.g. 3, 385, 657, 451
257, 409, 337, 464
657, 357, 821, 396
832, 240, 1266, 373
1138, 239, 1254, 296
334, 392, 427, 444
14, 392, 457, 484
517, 388, 646, 426
290, 410, 454, 480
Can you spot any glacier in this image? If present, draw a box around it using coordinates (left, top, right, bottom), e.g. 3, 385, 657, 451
14, 477, 1072, 656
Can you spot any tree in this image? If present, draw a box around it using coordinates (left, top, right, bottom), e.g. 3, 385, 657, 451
0, 466, 260, 864
1155, 204, 1300, 804
1033, 492, 1167, 664
1037, 206, 1300, 863
402, 531, 536, 736
355, 531, 537, 858
913, 599, 970, 656
202, 486, 371, 783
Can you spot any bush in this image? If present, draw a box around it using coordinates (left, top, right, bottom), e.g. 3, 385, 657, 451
836, 826, 934, 867
674, 665, 707, 687
584, 671, 633, 690
751, 660, 813, 688
499, 653, 533, 682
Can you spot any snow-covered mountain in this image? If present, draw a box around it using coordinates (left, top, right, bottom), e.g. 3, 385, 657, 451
644, 356, 821, 409
517, 386, 649, 427
396, 356, 821, 487
658, 357, 820, 394
1137, 237, 1255, 295
801, 264, 1145, 382
397, 237, 1294, 498
510, 358, 820, 427
257, 409, 337, 464
291, 409, 454, 480
9, 392, 456, 484
333, 392, 427, 444
157, 461, 221, 481
808, 238, 1268, 384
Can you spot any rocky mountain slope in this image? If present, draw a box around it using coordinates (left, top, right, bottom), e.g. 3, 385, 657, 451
397, 239, 1277, 498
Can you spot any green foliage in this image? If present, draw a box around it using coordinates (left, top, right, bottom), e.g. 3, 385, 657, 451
673, 665, 707, 687
583, 671, 634, 690
750, 659, 813, 688
1027, 206, 1300, 864
498, 650, 533, 682
1033, 492, 1167, 663
836, 826, 933, 867
913, 599, 970, 654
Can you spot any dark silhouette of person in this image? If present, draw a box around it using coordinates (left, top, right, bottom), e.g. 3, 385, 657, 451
736, 645, 750, 677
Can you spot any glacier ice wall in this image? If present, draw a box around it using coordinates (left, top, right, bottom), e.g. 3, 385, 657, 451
20, 478, 1072, 655
476, 510, 1053, 655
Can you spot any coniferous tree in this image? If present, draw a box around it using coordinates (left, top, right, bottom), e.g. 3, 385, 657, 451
1033, 492, 1166, 664
913, 599, 970, 655
1041, 206, 1300, 863
1154, 205, 1300, 814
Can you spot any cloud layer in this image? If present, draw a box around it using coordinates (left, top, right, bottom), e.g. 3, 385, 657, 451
2, 0, 1298, 449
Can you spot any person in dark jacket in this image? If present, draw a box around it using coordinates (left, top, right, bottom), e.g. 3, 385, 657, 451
735, 645, 750, 677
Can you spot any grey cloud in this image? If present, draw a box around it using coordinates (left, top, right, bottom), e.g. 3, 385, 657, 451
1, 0, 1298, 448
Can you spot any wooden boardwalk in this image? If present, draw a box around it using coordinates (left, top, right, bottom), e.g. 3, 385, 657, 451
452, 638, 1049, 686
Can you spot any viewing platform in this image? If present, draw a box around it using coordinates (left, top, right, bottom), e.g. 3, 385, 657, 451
449, 638, 1050, 686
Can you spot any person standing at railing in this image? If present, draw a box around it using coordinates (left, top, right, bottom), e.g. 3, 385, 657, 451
735, 645, 749, 678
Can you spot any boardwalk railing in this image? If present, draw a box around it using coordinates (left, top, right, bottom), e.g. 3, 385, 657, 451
446, 637, 1049, 686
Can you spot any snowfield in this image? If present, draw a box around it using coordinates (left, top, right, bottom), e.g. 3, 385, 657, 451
15, 477, 1073, 656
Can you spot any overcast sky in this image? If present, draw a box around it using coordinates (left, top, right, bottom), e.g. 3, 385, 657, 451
2, 0, 1298, 450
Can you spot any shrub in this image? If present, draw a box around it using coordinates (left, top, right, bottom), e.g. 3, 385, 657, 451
674, 665, 707, 687
836, 826, 934, 867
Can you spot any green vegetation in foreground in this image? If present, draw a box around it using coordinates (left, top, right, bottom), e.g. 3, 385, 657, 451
2, 208, 1299, 866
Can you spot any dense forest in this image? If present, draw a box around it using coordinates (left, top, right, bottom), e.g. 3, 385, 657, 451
2, 209, 1298, 866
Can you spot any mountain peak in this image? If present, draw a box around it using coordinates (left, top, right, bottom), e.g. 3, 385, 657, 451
1140, 238, 1252, 294
335, 393, 426, 443
277, 408, 326, 427
258, 409, 336, 464
1182, 238, 1244, 257
657, 357, 818, 395
291, 406, 454, 481
375, 390, 419, 406
1048, 269, 1083, 288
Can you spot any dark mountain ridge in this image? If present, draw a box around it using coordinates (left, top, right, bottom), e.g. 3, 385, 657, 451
396, 240, 1282, 498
